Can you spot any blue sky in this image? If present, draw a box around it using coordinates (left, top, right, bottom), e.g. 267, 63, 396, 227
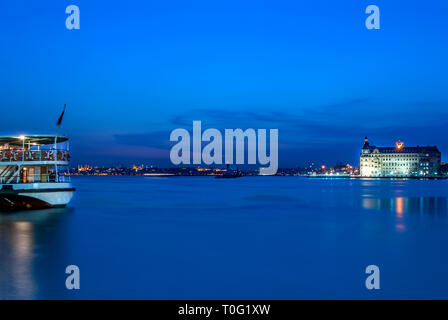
0, 0, 447, 167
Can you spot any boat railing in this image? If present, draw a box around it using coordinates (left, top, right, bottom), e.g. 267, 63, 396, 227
0, 150, 70, 162
0, 174, 71, 184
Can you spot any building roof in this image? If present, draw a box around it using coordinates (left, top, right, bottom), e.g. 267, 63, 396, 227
0, 135, 68, 146
361, 137, 440, 154
364, 145, 440, 154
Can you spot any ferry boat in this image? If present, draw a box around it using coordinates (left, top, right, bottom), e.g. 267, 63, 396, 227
0, 135, 75, 211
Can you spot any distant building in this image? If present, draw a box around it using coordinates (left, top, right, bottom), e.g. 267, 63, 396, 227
441, 162, 448, 176
360, 137, 441, 177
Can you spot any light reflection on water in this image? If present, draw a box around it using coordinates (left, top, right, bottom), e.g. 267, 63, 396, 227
0, 208, 71, 299
1, 221, 35, 299
359, 179, 448, 234
1, 177, 448, 299
361, 197, 447, 216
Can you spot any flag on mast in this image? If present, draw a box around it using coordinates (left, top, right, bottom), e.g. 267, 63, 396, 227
57, 104, 66, 127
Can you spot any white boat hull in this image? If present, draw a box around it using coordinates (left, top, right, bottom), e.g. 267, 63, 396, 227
0, 183, 75, 210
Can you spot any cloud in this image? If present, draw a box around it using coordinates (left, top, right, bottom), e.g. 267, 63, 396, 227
114, 131, 172, 149
106, 98, 448, 166
169, 98, 370, 128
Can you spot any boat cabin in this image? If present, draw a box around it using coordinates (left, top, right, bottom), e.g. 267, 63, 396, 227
0, 135, 70, 184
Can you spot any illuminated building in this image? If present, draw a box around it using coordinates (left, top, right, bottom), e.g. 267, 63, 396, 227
360, 137, 441, 177
77, 165, 92, 172
132, 164, 144, 171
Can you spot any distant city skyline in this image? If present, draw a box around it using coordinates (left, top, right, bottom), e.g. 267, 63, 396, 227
1, 1, 447, 167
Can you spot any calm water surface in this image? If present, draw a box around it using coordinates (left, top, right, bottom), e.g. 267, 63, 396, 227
1, 176, 448, 299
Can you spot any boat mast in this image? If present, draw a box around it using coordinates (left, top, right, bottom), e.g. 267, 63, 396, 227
19, 135, 25, 183
54, 135, 58, 182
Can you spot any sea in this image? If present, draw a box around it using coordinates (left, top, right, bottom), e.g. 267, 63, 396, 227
1, 176, 448, 299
